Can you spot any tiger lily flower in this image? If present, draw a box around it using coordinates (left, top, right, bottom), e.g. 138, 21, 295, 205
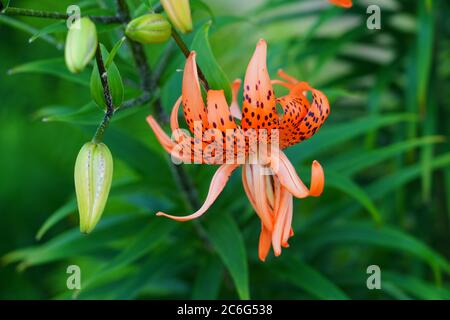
329, 0, 353, 8
146, 39, 330, 261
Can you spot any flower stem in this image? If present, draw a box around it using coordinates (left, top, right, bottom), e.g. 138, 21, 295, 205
171, 28, 210, 91
92, 44, 115, 144
1, 6, 124, 23
116, 0, 210, 248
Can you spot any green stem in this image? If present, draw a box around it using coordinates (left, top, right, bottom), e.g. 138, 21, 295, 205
92, 44, 115, 144
1, 6, 124, 23
116, 0, 209, 248
171, 28, 210, 91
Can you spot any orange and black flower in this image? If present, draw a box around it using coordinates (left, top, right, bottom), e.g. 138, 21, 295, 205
147, 39, 330, 261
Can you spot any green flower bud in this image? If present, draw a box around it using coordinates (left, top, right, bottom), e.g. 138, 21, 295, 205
74, 142, 113, 234
161, 0, 193, 34
125, 14, 171, 44
90, 45, 124, 110
65, 17, 98, 73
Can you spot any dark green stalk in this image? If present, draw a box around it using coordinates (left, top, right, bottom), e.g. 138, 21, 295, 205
1, 6, 124, 23
171, 28, 210, 91
92, 45, 115, 144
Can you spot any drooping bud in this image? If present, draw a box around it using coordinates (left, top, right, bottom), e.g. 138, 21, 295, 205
74, 142, 113, 234
65, 17, 98, 73
90, 45, 124, 110
125, 14, 172, 44
160, 0, 193, 34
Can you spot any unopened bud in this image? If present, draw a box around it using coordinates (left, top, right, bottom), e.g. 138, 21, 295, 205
161, 0, 193, 34
65, 17, 98, 73
125, 14, 171, 44
74, 142, 113, 234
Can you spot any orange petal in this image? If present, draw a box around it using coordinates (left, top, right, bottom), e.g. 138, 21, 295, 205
170, 96, 182, 132
241, 39, 278, 131
230, 79, 242, 120
271, 187, 292, 256
242, 165, 274, 231
182, 51, 209, 134
146, 115, 175, 152
277, 69, 299, 84
309, 160, 325, 196
270, 149, 310, 198
156, 163, 239, 221
146, 115, 193, 163
277, 93, 310, 148
206, 90, 238, 132
258, 224, 272, 262
329, 0, 352, 8
252, 164, 275, 231
294, 87, 330, 143
281, 194, 293, 247
242, 164, 258, 209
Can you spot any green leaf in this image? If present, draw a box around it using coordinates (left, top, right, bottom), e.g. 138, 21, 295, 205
0, 15, 62, 47
90, 44, 124, 109
327, 172, 382, 225
271, 257, 349, 300
9, 58, 90, 86
0, 0, 10, 12
305, 222, 450, 274
191, 21, 232, 102
105, 37, 126, 68
2, 215, 151, 269
35, 198, 77, 241
191, 0, 215, 21
368, 152, 450, 201
384, 271, 450, 300
293, 114, 418, 162
328, 136, 444, 176
204, 211, 249, 299
76, 218, 178, 295
417, 0, 435, 110
28, 21, 66, 44
191, 257, 224, 299
33, 103, 102, 125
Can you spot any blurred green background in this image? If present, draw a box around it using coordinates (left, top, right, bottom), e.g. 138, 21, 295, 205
0, 0, 449, 299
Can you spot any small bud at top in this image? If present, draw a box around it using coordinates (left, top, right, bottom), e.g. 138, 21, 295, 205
125, 14, 172, 44
161, 0, 193, 34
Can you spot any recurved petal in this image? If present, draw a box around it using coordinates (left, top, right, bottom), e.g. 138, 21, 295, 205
294, 87, 330, 143
156, 163, 239, 221
309, 160, 325, 196
146, 115, 192, 163
281, 197, 293, 247
146, 115, 177, 153
170, 96, 182, 132
270, 149, 310, 199
278, 93, 310, 148
182, 51, 209, 133
271, 187, 292, 256
258, 224, 272, 262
